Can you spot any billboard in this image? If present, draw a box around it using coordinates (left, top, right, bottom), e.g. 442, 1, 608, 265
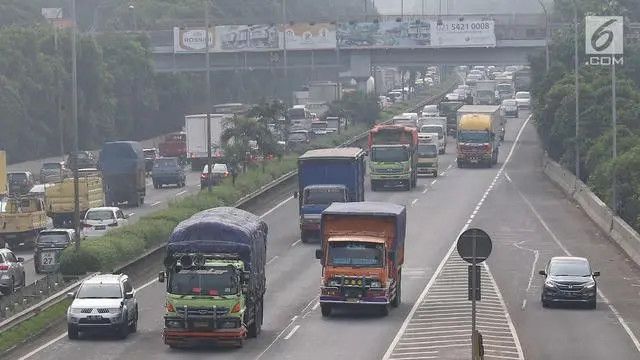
280, 23, 336, 50
585, 16, 623, 55
214, 24, 280, 51
337, 21, 431, 48
173, 27, 214, 53
430, 19, 496, 48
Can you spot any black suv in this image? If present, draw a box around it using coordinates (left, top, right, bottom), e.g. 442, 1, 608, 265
151, 157, 186, 188
67, 151, 98, 170
539, 256, 600, 309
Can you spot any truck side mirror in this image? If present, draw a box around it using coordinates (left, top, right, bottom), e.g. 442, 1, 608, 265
293, 191, 298, 199
242, 271, 251, 283
315, 249, 323, 260
158, 271, 165, 283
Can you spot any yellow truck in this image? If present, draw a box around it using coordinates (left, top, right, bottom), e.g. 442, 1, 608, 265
0, 196, 49, 248
45, 176, 104, 227
456, 105, 501, 168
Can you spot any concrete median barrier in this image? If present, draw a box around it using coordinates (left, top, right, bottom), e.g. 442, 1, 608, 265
543, 153, 640, 267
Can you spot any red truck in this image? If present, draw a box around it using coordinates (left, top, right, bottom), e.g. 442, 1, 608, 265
315, 202, 406, 316
158, 132, 187, 159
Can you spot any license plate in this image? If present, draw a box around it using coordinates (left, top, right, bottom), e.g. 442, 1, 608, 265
193, 321, 209, 328
94, 225, 106, 230
346, 298, 359, 303
562, 291, 578, 297
471, 159, 478, 163
40, 252, 55, 266
87, 315, 102, 320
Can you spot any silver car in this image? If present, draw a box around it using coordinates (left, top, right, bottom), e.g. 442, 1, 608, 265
0, 248, 26, 295
66, 274, 138, 339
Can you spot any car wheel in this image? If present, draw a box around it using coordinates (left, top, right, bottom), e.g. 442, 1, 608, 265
129, 307, 138, 332
1, 277, 15, 295
119, 317, 130, 339
21, 271, 25, 286
67, 324, 79, 340
588, 299, 596, 310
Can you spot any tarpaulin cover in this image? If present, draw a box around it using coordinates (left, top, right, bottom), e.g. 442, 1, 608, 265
166, 207, 268, 272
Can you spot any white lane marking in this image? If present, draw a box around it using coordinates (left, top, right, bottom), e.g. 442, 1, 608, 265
514, 185, 640, 353
283, 325, 301, 340
422, 187, 429, 194
521, 299, 527, 311
266, 256, 279, 266
431, 180, 437, 185
312, 302, 320, 311
176, 190, 187, 196
411, 199, 418, 206
128, 212, 136, 217
504, 172, 513, 183
151, 201, 162, 207
260, 196, 293, 219
513, 241, 539, 294
291, 239, 301, 247
382, 114, 531, 360
447, 164, 453, 170
18, 276, 159, 360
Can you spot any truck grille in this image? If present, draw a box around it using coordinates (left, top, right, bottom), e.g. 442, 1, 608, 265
176, 307, 229, 317
460, 145, 487, 155
375, 168, 402, 174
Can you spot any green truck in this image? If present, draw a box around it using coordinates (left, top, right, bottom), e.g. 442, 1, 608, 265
368, 125, 419, 191
159, 207, 267, 348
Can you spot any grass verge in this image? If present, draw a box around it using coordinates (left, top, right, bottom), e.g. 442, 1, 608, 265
0, 299, 71, 355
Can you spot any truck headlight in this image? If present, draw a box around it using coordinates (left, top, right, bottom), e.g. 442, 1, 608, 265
165, 320, 183, 328
328, 279, 340, 287
370, 280, 382, 288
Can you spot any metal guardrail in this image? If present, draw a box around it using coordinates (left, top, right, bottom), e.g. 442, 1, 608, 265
0, 272, 73, 319
0, 82, 456, 340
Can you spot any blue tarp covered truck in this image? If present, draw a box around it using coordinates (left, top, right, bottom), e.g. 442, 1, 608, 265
99, 141, 146, 207
295, 147, 366, 243
159, 207, 267, 348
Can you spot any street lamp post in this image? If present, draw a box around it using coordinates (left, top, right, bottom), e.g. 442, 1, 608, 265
205, 0, 213, 192
129, 3, 137, 31
573, 1, 580, 181
537, 0, 550, 72
71, 0, 81, 251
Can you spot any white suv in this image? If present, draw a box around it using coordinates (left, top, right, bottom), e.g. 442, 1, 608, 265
66, 274, 138, 339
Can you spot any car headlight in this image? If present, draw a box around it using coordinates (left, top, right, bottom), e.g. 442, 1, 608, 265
584, 281, 596, 289
544, 279, 556, 288
109, 308, 122, 314
69, 307, 82, 314
370, 280, 382, 288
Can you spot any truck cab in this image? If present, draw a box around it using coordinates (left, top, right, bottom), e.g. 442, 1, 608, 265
0, 195, 48, 248
315, 202, 406, 317
368, 125, 418, 191
419, 124, 446, 154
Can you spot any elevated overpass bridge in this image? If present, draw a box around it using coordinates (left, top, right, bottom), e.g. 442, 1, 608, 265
145, 14, 549, 76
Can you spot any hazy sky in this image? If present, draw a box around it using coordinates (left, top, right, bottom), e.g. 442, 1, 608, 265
374, 0, 546, 15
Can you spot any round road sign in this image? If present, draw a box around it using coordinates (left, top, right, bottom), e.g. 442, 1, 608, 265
456, 228, 492, 264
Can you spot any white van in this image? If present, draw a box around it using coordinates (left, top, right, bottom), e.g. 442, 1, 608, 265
419, 125, 446, 154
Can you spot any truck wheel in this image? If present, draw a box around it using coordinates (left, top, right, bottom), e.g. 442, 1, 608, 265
52, 217, 63, 228
371, 181, 377, 191
139, 196, 145, 205
379, 304, 390, 316
300, 231, 308, 244
129, 194, 139, 207
411, 175, 417, 188
320, 304, 332, 317
457, 160, 464, 168
247, 302, 261, 338
405, 180, 411, 191
392, 274, 401, 308
152, 181, 159, 189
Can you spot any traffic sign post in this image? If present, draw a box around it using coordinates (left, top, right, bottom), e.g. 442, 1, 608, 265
457, 228, 492, 360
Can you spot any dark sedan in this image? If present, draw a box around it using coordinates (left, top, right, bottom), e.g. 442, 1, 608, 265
539, 256, 599, 309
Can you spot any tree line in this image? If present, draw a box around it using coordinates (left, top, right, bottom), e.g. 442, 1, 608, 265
531, 0, 640, 228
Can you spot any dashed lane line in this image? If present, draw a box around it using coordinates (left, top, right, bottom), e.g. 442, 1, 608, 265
382, 114, 531, 360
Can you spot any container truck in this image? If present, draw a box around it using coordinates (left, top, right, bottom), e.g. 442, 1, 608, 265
45, 176, 104, 227
368, 125, 418, 191
315, 202, 406, 317
295, 148, 366, 243
159, 207, 267, 348
456, 105, 502, 168
99, 141, 146, 207
159, 132, 187, 160
185, 114, 231, 171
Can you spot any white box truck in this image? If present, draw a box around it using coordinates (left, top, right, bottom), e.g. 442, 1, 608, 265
185, 113, 233, 171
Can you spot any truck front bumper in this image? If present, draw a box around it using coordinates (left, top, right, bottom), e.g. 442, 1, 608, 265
457, 154, 492, 163
163, 316, 246, 345
370, 172, 411, 181
319, 287, 390, 305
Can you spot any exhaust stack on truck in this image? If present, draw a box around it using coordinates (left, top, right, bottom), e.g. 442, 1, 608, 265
315, 202, 406, 317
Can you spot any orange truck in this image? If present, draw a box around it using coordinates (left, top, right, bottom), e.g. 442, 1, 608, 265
315, 202, 406, 316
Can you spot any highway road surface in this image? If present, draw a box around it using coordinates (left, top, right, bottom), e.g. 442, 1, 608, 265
10, 110, 640, 360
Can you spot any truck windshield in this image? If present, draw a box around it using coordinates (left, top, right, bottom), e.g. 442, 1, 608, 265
394, 120, 416, 127
371, 147, 409, 162
417, 144, 438, 157
304, 188, 345, 205
169, 268, 239, 296
328, 242, 383, 267
458, 131, 491, 143
420, 126, 442, 137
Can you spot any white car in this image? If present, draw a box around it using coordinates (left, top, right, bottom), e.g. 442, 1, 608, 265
515, 91, 531, 109
444, 93, 462, 101
422, 105, 439, 117
82, 207, 129, 238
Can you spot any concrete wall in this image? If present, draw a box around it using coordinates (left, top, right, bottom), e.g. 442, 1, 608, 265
543, 153, 640, 266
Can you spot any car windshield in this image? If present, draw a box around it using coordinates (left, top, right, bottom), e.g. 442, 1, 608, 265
371, 147, 409, 162
287, 108, 306, 119
304, 188, 345, 205
38, 232, 70, 244
549, 261, 591, 276
86, 210, 115, 221
169, 268, 238, 296
503, 100, 517, 106
77, 283, 122, 299
328, 242, 383, 267
516, 93, 530, 99
418, 144, 438, 157
154, 158, 177, 168
8, 173, 27, 183
458, 131, 491, 143
42, 163, 61, 170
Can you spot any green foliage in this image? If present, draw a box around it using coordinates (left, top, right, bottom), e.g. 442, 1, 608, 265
531, 0, 640, 228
